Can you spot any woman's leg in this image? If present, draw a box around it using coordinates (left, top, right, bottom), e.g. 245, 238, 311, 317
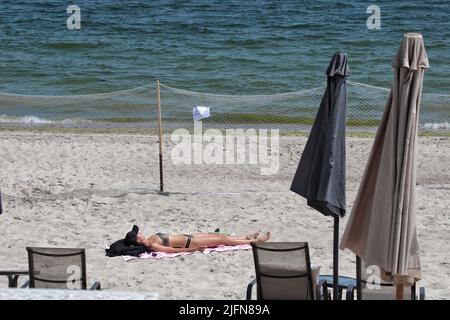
190, 233, 224, 238
190, 230, 261, 241
190, 232, 270, 248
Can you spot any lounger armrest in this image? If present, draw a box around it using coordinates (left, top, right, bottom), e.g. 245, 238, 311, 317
246, 278, 257, 300
419, 287, 425, 300
346, 284, 356, 300
21, 280, 29, 288
0, 271, 29, 288
316, 279, 328, 300
90, 281, 102, 290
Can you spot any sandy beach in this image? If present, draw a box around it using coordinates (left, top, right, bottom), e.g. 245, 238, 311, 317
0, 131, 448, 299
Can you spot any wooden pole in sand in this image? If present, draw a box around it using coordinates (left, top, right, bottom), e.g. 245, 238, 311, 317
396, 284, 404, 300
156, 80, 164, 192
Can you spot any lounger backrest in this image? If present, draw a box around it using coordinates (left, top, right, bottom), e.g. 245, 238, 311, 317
251, 242, 314, 300
26, 247, 87, 289
356, 256, 416, 300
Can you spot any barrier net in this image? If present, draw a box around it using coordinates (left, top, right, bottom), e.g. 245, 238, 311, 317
0, 81, 448, 132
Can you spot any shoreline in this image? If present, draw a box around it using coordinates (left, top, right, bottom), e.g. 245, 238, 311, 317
0, 126, 449, 138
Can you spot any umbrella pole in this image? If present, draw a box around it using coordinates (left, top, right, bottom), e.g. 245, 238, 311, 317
333, 216, 339, 300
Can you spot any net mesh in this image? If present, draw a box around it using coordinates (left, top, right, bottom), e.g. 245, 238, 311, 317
159, 81, 450, 133
0, 85, 156, 130
0, 81, 448, 132
159, 83, 324, 132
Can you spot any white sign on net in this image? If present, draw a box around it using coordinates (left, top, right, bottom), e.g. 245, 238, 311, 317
193, 106, 210, 121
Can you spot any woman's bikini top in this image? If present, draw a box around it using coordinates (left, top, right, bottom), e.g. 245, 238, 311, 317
155, 232, 169, 246
155, 232, 192, 248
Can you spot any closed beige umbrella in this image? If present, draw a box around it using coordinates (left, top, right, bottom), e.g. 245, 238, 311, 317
340, 33, 429, 297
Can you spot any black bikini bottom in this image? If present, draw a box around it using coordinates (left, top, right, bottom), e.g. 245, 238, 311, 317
183, 234, 193, 248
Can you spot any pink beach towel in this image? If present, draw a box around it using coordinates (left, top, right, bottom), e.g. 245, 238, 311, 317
122, 244, 252, 262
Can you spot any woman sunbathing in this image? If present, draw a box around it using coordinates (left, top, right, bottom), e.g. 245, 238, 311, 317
124, 225, 271, 253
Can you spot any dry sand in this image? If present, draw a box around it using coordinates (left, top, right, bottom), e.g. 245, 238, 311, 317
0, 131, 448, 299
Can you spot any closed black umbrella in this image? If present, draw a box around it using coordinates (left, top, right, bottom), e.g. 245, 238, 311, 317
290, 52, 350, 300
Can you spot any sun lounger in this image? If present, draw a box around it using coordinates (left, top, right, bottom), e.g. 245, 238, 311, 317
23, 247, 101, 290
246, 242, 327, 300
0, 271, 29, 288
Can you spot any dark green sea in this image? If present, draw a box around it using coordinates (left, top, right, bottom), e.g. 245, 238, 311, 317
0, 0, 449, 129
